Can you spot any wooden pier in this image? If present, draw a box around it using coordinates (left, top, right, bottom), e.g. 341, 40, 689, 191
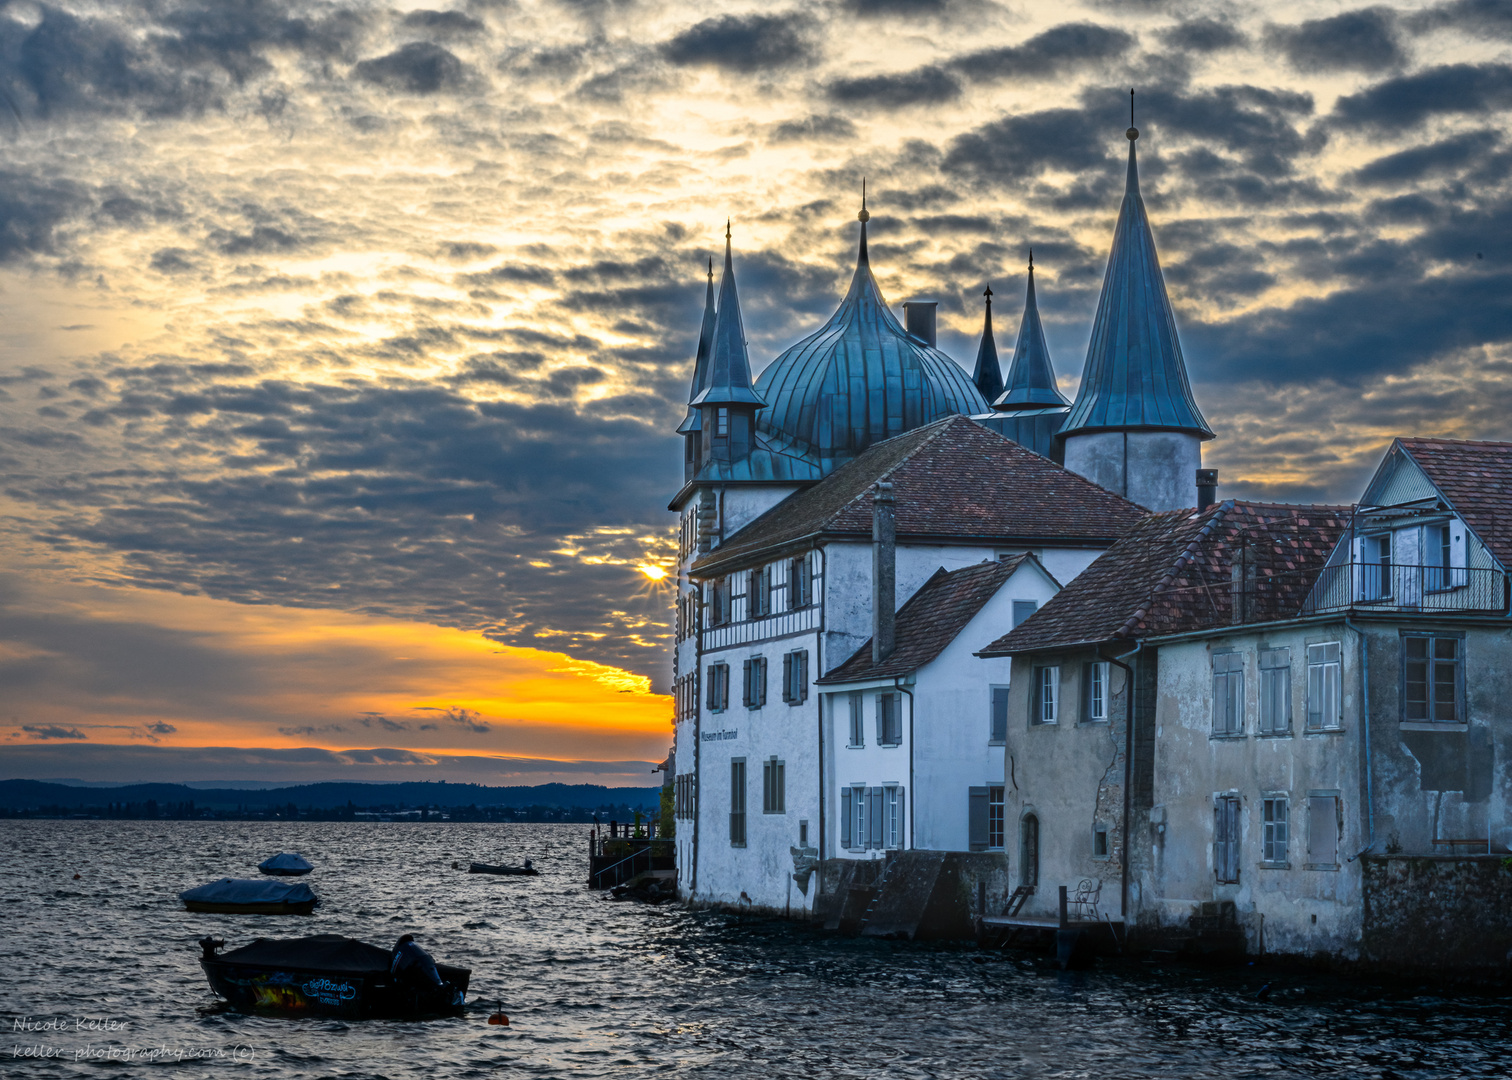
586, 820, 674, 889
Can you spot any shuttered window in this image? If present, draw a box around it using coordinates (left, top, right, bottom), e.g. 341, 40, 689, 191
1032, 667, 1058, 724
782, 650, 809, 704
762, 758, 785, 814
1214, 795, 1241, 883
842, 785, 867, 850
729, 759, 746, 847
749, 567, 771, 617
989, 687, 1009, 744
1308, 795, 1339, 868
868, 787, 884, 850
968, 786, 989, 851
789, 556, 812, 610
877, 692, 902, 746
1259, 648, 1291, 735
847, 691, 864, 746
840, 787, 853, 848
1306, 643, 1342, 730
1212, 652, 1244, 736
706, 663, 729, 712
883, 785, 904, 850
1083, 662, 1109, 723
987, 785, 1005, 850
742, 657, 766, 709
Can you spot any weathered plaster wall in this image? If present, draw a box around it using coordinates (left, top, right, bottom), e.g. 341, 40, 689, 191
1142, 624, 1365, 959
1063, 430, 1203, 513
1003, 649, 1132, 922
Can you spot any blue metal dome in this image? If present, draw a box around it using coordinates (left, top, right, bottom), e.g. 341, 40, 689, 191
754, 215, 989, 472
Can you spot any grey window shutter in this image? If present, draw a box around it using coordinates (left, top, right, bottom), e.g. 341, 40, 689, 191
991, 688, 1009, 742
968, 786, 989, 851
869, 787, 884, 849
782, 653, 793, 702
799, 651, 809, 702
742, 660, 752, 707
876, 695, 885, 743
841, 788, 853, 849
776, 761, 785, 813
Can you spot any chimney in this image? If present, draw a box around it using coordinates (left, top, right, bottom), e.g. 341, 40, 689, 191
1196, 468, 1218, 512
903, 301, 937, 347
872, 482, 896, 663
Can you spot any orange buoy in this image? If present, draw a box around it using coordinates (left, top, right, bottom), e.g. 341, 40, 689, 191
487, 1012, 509, 1026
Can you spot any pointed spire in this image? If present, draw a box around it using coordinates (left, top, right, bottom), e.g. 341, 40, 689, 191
675, 257, 719, 434
857, 178, 870, 265
689, 223, 765, 409
994, 251, 1070, 411
1060, 111, 1213, 439
971, 285, 1005, 403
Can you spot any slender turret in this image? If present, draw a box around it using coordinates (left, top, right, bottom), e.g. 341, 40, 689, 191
690, 222, 765, 467
971, 287, 1005, 404
994, 253, 1070, 411
677, 259, 718, 481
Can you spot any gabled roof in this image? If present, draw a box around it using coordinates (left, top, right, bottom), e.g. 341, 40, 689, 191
819, 556, 1040, 683
971, 289, 1005, 404
690, 228, 765, 409
994, 257, 1070, 411
691, 415, 1146, 577
980, 501, 1350, 655
676, 261, 717, 435
1396, 437, 1512, 570
1060, 129, 1213, 440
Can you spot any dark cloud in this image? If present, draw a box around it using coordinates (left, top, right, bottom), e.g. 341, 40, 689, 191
839, 0, 957, 15
826, 66, 962, 108
942, 108, 1105, 184
767, 113, 858, 143
0, 172, 90, 262
353, 42, 469, 94
1266, 8, 1404, 74
950, 23, 1134, 83
659, 14, 814, 73
22, 725, 87, 740
1158, 18, 1249, 53
146, 722, 178, 735
400, 10, 487, 36
1408, 0, 1512, 36
420, 705, 492, 732
1332, 63, 1512, 130
1351, 130, 1501, 185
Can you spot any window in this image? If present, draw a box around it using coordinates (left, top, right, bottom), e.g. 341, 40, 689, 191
987, 785, 1005, 850
742, 657, 767, 709
1403, 633, 1462, 723
883, 785, 904, 850
1307, 795, 1339, 868
706, 663, 729, 712
1020, 815, 1039, 887
789, 556, 812, 609
1214, 795, 1241, 883
799, 819, 809, 846
781, 650, 809, 704
1032, 666, 1059, 724
876, 692, 902, 746
709, 578, 731, 626
715, 407, 729, 438
729, 759, 746, 846
1306, 643, 1342, 730
1424, 522, 1467, 591
1012, 600, 1038, 628
847, 691, 864, 746
762, 758, 785, 814
1083, 662, 1109, 723
1259, 648, 1291, 735
1262, 797, 1288, 865
989, 687, 1009, 743
968, 786, 989, 851
749, 567, 771, 617
675, 774, 696, 820
1212, 652, 1244, 736
1092, 822, 1109, 859
1361, 533, 1392, 599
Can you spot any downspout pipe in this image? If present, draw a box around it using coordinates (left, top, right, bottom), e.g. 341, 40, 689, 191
815, 543, 828, 886
895, 676, 916, 851
1344, 617, 1375, 861
1104, 638, 1146, 924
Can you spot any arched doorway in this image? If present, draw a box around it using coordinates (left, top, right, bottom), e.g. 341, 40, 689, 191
1020, 814, 1039, 888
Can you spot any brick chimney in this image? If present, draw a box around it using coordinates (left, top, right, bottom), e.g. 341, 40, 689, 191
872, 482, 896, 662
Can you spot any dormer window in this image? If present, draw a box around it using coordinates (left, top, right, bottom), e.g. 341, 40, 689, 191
715, 408, 729, 438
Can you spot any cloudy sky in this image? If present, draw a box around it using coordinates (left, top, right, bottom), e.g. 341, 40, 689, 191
1, 0, 1509, 784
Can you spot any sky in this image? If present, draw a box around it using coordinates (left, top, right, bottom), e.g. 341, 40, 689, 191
1, 0, 1510, 785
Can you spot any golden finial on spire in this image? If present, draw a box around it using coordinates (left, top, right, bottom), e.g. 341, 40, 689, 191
725, 218, 731, 240
858, 178, 870, 223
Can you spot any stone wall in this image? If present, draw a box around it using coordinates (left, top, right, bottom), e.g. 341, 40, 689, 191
1361, 855, 1512, 971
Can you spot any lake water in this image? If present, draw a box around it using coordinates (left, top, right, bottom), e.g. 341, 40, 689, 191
4, 820, 1509, 1078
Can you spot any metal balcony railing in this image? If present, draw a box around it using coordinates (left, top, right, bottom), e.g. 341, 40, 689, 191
1302, 562, 1510, 615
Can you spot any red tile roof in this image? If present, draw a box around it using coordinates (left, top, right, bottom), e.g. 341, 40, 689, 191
1397, 438, 1512, 570
979, 501, 1351, 655
818, 556, 1032, 683
691, 416, 1145, 577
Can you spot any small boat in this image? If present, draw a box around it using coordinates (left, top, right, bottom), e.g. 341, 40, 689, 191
197, 934, 469, 1018
181, 878, 318, 915
465, 861, 539, 876
258, 853, 314, 876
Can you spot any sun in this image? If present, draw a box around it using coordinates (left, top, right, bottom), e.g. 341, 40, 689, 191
637, 564, 668, 581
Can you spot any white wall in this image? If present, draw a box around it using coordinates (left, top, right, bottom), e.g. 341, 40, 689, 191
1063, 430, 1203, 512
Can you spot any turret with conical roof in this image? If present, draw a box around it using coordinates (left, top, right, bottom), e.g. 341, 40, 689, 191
690, 223, 766, 469
677, 259, 718, 482
1060, 98, 1214, 511
995, 253, 1070, 412
971, 287, 1005, 404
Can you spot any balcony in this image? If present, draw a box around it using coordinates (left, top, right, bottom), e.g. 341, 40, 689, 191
1302, 562, 1509, 616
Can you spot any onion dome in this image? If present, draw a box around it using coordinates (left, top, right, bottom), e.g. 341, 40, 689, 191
1060, 119, 1213, 439
689, 223, 765, 410
994, 252, 1071, 411
676, 259, 717, 435
971, 286, 1005, 404
754, 192, 989, 470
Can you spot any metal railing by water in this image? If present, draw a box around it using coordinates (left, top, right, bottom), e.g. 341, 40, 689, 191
1303, 563, 1510, 615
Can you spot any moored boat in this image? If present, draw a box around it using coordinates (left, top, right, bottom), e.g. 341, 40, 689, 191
466, 861, 539, 876
180, 877, 318, 915
197, 934, 469, 1018
258, 852, 314, 876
